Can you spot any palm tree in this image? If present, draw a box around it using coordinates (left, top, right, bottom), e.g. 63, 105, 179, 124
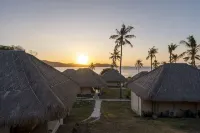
152, 60, 160, 69
109, 48, 121, 68
180, 35, 200, 67
89, 62, 95, 70
146, 46, 158, 70
171, 54, 184, 63
135, 59, 143, 73
110, 24, 135, 98
168, 43, 178, 63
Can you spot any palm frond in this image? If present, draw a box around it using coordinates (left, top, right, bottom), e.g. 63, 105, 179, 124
195, 56, 200, 60
110, 35, 119, 39
116, 29, 120, 35
125, 26, 134, 34
179, 52, 186, 57
183, 56, 190, 62
125, 39, 133, 47
125, 35, 135, 38
146, 56, 150, 60
180, 40, 191, 48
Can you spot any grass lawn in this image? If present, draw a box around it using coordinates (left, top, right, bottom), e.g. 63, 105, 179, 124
57, 100, 94, 133
58, 101, 200, 133
90, 102, 200, 133
100, 88, 130, 99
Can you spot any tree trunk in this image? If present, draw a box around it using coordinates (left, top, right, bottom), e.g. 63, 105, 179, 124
169, 52, 171, 63
119, 43, 123, 99
151, 56, 152, 70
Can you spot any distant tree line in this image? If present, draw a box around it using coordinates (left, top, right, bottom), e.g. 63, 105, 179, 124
0, 45, 38, 56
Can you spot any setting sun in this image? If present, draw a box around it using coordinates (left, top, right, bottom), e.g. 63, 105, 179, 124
77, 54, 89, 64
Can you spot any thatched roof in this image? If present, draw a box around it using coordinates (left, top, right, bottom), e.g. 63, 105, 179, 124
101, 69, 126, 82
70, 68, 107, 88
127, 63, 200, 102
126, 71, 148, 85
0, 51, 79, 127
63, 69, 76, 77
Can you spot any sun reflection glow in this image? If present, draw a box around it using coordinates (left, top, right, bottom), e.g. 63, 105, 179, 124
77, 54, 88, 64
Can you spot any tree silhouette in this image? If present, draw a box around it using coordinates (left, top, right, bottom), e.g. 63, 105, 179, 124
146, 46, 158, 70
171, 54, 184, 63
89, 62, 95, 70
109, 48, 121, 68
110, 24, 135, 98
168, 43, 178, 63
135, 59, 143, 73
152, 60, 160, 69
180, 35, 200, 67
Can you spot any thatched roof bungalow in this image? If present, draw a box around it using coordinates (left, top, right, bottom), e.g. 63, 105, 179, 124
127, 63, 200, 117
63, 69, 76, 77
0, 51, 79, 133
70, 68, 107, 95
126, 71, 148, 86
101, 69, 126, 87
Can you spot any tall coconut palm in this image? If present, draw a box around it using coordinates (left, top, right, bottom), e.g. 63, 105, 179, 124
89, 62, 95, 70
110, 24, 135, 98
180, 35, 200, 67
146, 46, 158, 70
135, 59, 143, 73
168, 43, 178, 63
152, 60, 160, 69
109, 48, 121, 68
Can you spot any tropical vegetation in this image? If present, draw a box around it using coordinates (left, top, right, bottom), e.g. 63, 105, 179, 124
0, 45, 24, 51
168, 43, 178, 63
109, 48, 121, 68
89, 62, 95, 70
180, 35, 200, 67
110, 24, 135, 98
135, 59, 143, 73
152, 60, 160, 69
146, 46, 158, 70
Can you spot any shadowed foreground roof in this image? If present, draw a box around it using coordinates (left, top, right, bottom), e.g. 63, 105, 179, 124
126, 71, 148, 85
63, 69, 76, 77
101, 69, 126, 82
0, 51, 79, 126
128, 63, 200, 102
70, 68, 107, 88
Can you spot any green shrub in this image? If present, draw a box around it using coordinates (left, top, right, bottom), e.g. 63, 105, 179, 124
125, 89, 131, 99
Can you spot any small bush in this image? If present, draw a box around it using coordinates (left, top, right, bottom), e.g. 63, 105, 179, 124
125, 89, 131, 99
142, 111, 153, 117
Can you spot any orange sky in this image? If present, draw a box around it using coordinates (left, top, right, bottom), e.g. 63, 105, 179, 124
1, 1, 200, 66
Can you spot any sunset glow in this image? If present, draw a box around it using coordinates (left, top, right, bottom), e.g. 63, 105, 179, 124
77, 54, 89, 64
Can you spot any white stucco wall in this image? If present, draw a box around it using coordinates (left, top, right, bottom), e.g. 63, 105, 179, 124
48, 119, 63, 133
131, 91, 200, 117
131, 91, 141, 115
